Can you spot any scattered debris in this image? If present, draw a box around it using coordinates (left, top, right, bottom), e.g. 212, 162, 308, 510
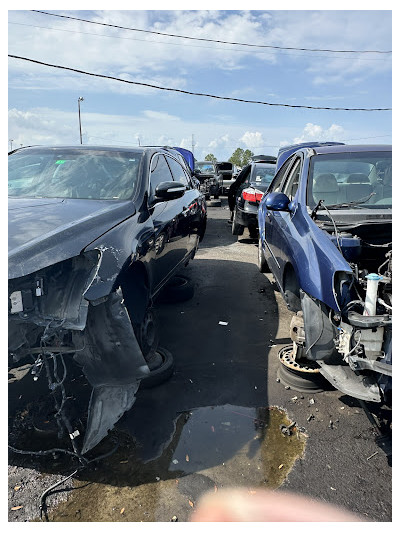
156, 477, 160, 481
330, 487, 337, 491
211, 426, 215, 432
291, 396, 298, 402
307, 414, 315, 422
367, 451, 379, 461
284, 385, 290, 390
276, 378, 280, 383
309, 398, 315, 405
329, 420, 334, 429
119, 460, 128, 464
14, 486, 21, 491
171, 516, 178, 522
188, 500, 194, 508
172, 459, 179, 465
340, 406, 345, 410
189, 379, 193, 384
218, 321, 228, 326
280, 422, 296, 436
120, 508, 125, 514
278, 464, 284, 469
185, 455, 190, 462
11, 506, 23, 511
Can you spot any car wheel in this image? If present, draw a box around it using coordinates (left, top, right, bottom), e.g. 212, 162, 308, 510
133, 308, 160, 360
157, 274, 195, 303
232, 209, 244, 235
277, 345, 329, 393
140, 347, 174, 388
258, 237, 269, 273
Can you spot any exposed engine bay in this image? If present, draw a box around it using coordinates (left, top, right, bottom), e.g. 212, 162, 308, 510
8, 249, 151, 457
290, 220, 392, 404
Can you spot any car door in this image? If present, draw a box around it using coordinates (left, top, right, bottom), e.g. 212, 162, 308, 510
165, 154, 201, 254
148, 154, 188, 292
263, 155, 300, 285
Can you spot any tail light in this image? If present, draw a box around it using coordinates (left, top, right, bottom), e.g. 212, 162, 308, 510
242, 187, 264, 203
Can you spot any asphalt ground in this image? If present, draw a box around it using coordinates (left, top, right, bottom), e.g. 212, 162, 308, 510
8, 197, 392, 522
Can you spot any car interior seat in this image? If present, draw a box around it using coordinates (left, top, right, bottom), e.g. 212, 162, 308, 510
312, 173, 340, 205
343, 173, 373, 203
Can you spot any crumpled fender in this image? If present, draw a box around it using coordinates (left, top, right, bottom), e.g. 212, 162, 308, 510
74, 288, 149, 453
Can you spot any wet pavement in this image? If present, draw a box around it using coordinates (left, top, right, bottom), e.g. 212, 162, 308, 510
8, 198, 392, 522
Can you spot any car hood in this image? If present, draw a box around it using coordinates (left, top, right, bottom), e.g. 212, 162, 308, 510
9, 198, 136, 279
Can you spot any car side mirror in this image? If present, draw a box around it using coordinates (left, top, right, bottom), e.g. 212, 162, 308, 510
154, 181, 186, 201
265, 191, 292, 212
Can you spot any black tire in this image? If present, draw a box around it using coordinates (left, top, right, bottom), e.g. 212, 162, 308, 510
158, 274, 195, 303
140, 347, 174, 388
232, 209, 244, 235
249, 227, 258, 240
258, 237, 269, 273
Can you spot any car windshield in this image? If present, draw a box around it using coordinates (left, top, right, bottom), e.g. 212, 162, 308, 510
250, 164, 276, 187
8, 148, 142, 200
308, 151, 392, 209
195, 162, 215, 173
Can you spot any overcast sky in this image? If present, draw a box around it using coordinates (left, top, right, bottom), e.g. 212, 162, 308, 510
8, 4, 392, 160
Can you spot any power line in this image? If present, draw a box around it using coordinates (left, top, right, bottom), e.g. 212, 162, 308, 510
8, 55, 392, 112
31, 10, 392, 55
9, 22, 391, 62
8, 22, 391, 62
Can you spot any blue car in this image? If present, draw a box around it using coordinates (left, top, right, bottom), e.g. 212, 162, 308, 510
258, 144, 392, 404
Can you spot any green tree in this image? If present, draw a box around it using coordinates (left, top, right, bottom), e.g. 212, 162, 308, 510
229, 148, 254, 167
204, 153, 217, 162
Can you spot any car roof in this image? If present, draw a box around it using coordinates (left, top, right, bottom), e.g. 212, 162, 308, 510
310, 144, 392, 155
10, 145, 170, 155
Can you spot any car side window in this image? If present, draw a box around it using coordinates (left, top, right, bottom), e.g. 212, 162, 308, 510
270, 156, 295, 192
166, 156, 191, 189
282, 158, 302, 200
150, 154, 173, 197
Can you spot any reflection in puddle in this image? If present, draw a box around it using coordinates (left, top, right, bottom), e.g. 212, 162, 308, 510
47, 405, 306, 522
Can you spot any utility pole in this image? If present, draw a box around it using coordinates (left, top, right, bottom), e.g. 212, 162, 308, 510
78, 97, 84, 144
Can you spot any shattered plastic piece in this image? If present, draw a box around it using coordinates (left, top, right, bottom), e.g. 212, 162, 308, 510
156, 477, 160, 481
171, 516, 178, 522
186, 455, 190, 462
309, 398, 315, 405
188, 500, 194, 508
307, 414, 315, 422
291, 396, 298, 401
219, 321, 228, 326
14, 486, 21, 491
172, 459, 179, 465
11, 506, 23, 511
278, 464, 284, 469
120, 508, 125, 514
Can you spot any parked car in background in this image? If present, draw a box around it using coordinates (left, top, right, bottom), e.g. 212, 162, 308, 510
214, 161, 234, 194
193, 161, 223, 199
228, 157, 277, 238
258, 144, 392, 405
8, 145, 207, 455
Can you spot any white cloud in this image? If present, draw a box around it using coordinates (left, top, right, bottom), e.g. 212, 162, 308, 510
293, 123, 345, 144
240, 131, 264, 149
142, 110, 181, 121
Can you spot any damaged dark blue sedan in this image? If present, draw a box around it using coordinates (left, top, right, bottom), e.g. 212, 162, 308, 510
258, 144, 392, 404
8, 145, 207, 454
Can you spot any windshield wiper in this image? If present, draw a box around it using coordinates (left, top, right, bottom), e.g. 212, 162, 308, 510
311, 192, 376, 219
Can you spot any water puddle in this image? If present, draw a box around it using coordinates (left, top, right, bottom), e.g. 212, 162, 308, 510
46, 405, 306, 522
